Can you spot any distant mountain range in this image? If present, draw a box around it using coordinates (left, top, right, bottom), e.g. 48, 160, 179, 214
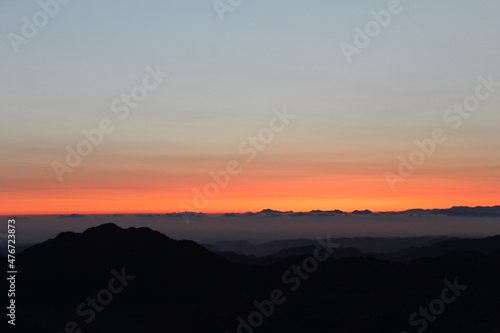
203, 236, 452, 257
2, 223, 500, 332
48, 205, 500, 219
218, 205, 500, 217
206, 235, 500, 265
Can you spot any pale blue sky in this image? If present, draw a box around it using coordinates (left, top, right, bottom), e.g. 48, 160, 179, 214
2, 1, 499, 152
1, 0, 499, 214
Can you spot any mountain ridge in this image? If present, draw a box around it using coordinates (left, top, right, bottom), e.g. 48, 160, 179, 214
3, 223, 500, 332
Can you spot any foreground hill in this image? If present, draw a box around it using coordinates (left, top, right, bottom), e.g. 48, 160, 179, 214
2, 223, 500, 332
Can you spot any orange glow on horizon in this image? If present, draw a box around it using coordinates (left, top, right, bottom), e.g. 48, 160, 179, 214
2, 172, 499, 216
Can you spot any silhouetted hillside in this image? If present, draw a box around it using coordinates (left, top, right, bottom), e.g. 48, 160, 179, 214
204, 236, 451, 257
377, 235, 500, 262
3, 224, 499, 333
219, 246, 366, 265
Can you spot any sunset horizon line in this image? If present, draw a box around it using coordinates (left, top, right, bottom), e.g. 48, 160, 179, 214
3, 204, 499, 217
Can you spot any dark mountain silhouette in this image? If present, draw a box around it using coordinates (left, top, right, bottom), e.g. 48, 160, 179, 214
215, 236, 500, 265
403, 205, 500, 217
204, 236, 452, 257
218, 246, 367, 265
376, 235, 500, 262
3, 223, 500, 333
9, 223, 251, 332
211, 205, 500, 217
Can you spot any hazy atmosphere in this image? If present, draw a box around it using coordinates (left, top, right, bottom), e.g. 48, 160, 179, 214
8, 212, 500, 245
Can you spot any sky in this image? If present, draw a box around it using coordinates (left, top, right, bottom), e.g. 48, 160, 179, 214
1, 0, 499, 215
